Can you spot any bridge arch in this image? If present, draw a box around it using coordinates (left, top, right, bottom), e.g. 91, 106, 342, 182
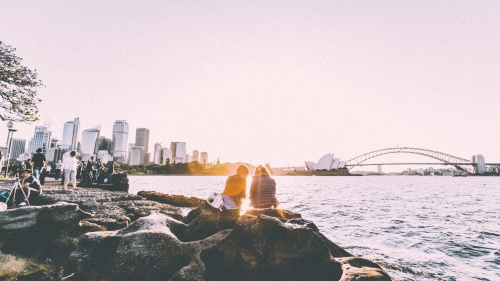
345, 147, 471, 171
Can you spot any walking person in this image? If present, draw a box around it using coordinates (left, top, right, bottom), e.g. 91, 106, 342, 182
61, 151, 79, 191
31, 148, 47, 181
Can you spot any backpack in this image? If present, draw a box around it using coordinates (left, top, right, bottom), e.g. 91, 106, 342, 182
206, 192, 224, 210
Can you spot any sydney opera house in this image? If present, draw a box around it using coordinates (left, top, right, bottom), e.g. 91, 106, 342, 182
305, 153, 347, 171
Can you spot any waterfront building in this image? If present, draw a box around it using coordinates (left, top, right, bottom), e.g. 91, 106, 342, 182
112, 120, 129, 163
377, 165, 383, 174
192, 150, 199, 162
27, 125, 52, 154
61, 117, 80, 151
80, 128, 100, 156
200, 151, 208, 165
170, 142, 186, 164
46, 148, 65, 163
135, 128, 150, 164
99, 136, 112, 153
161, 148, 172, 164
10, 138, 26, 160
129, 146, 145, 165
153, 143, 162, 164
305, 153, 347, 171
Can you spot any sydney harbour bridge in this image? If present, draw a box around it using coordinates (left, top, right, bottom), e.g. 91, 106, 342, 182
344, 147, 499, 174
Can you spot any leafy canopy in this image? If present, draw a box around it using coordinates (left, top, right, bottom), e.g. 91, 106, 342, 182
0, 41, 43, 121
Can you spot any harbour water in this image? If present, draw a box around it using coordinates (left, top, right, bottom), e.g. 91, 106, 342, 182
129, 175, 499, 281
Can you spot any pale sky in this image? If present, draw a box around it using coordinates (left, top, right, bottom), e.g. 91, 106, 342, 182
1, 1, 499, 169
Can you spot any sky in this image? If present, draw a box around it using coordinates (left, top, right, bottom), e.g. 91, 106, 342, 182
1, 1, 499, 170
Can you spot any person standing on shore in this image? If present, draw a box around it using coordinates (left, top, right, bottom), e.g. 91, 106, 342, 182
32, 148, 47, 181
61, 151, 79, 191
249, 165, 279, 209
86, 157, 96, 183
221, 165, 249, 210
55, 160, 62, 180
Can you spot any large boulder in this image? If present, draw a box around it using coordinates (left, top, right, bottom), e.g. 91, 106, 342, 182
70, 210, 391, 281
70, 212, 230, 281
0, 202, 93, 280
138, 191, 205, 207
200, 214, 345, 281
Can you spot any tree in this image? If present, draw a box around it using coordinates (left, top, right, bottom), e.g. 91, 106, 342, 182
0, 41, 43, 121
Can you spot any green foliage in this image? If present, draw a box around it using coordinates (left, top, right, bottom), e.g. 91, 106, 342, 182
0, 41, 43, 121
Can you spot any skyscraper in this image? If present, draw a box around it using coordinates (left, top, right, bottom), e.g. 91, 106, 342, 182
135, 128, 150, 163
99, 136, 112, 153
10, 138, 26, 160
112, 120, 129, 163
153, 143, 162, 164
192, 150, 199, 162
27, 125, 52, 154
161, 148, 172, 164
200, 151, 208, 165
80, 128, 100, 156
170, 142, 186, 164
128, 146, 145, 165
61, 117, 80, 151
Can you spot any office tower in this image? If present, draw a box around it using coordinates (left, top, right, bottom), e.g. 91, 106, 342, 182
170, 142, 186, 163
184, 154, 191, 163
153, 143, 162, 164
27, 125, 52, 154
135, 128, 150, 163
10, 138, 26, 160
129, 146, 145, 165
50, 138, 61, 149
200, 151, 208, 165
161, 148, 172, 164
46, 148, 65, 163
99, 136, 112, 153
80, 128, 100, 156
112, 120, 129, 163
192, 150, 199, 162
61, 117, 80, 151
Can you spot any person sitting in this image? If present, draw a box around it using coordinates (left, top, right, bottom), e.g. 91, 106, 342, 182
249, 165, 279, 209
221, 165, 249, 211
16, 169, 42, 204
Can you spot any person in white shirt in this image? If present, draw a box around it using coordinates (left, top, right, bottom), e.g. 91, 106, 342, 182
61, 151, 79, 190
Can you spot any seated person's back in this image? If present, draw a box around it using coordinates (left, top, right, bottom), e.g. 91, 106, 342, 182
249, 166, 279, 209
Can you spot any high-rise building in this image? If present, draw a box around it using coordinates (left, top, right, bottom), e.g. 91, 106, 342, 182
161, 148, 172, 164
80, 128, 100, 156
28, 125, 52, 154
61, 117, 80, 151
170, 142, 186, 164
200, 151, 208, 165
10, 138, 26, 160
192, 150, 199, 162
99, 136, 112, 153
129, 146, 145, 165
135, 128, 150, 163
112, 120, 129, 163
50, 138, 61, 149
153, 143, 162, 164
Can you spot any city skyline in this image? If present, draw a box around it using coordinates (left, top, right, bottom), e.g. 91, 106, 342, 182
1, 2, 499, 170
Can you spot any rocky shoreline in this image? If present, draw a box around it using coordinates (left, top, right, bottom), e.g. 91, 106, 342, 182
0, 181, 391, 281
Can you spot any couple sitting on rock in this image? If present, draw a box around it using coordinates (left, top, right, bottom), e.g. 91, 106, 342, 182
220, 165, 279, 213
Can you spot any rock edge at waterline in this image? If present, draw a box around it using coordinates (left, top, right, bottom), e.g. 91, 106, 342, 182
0, 183, 391, 281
